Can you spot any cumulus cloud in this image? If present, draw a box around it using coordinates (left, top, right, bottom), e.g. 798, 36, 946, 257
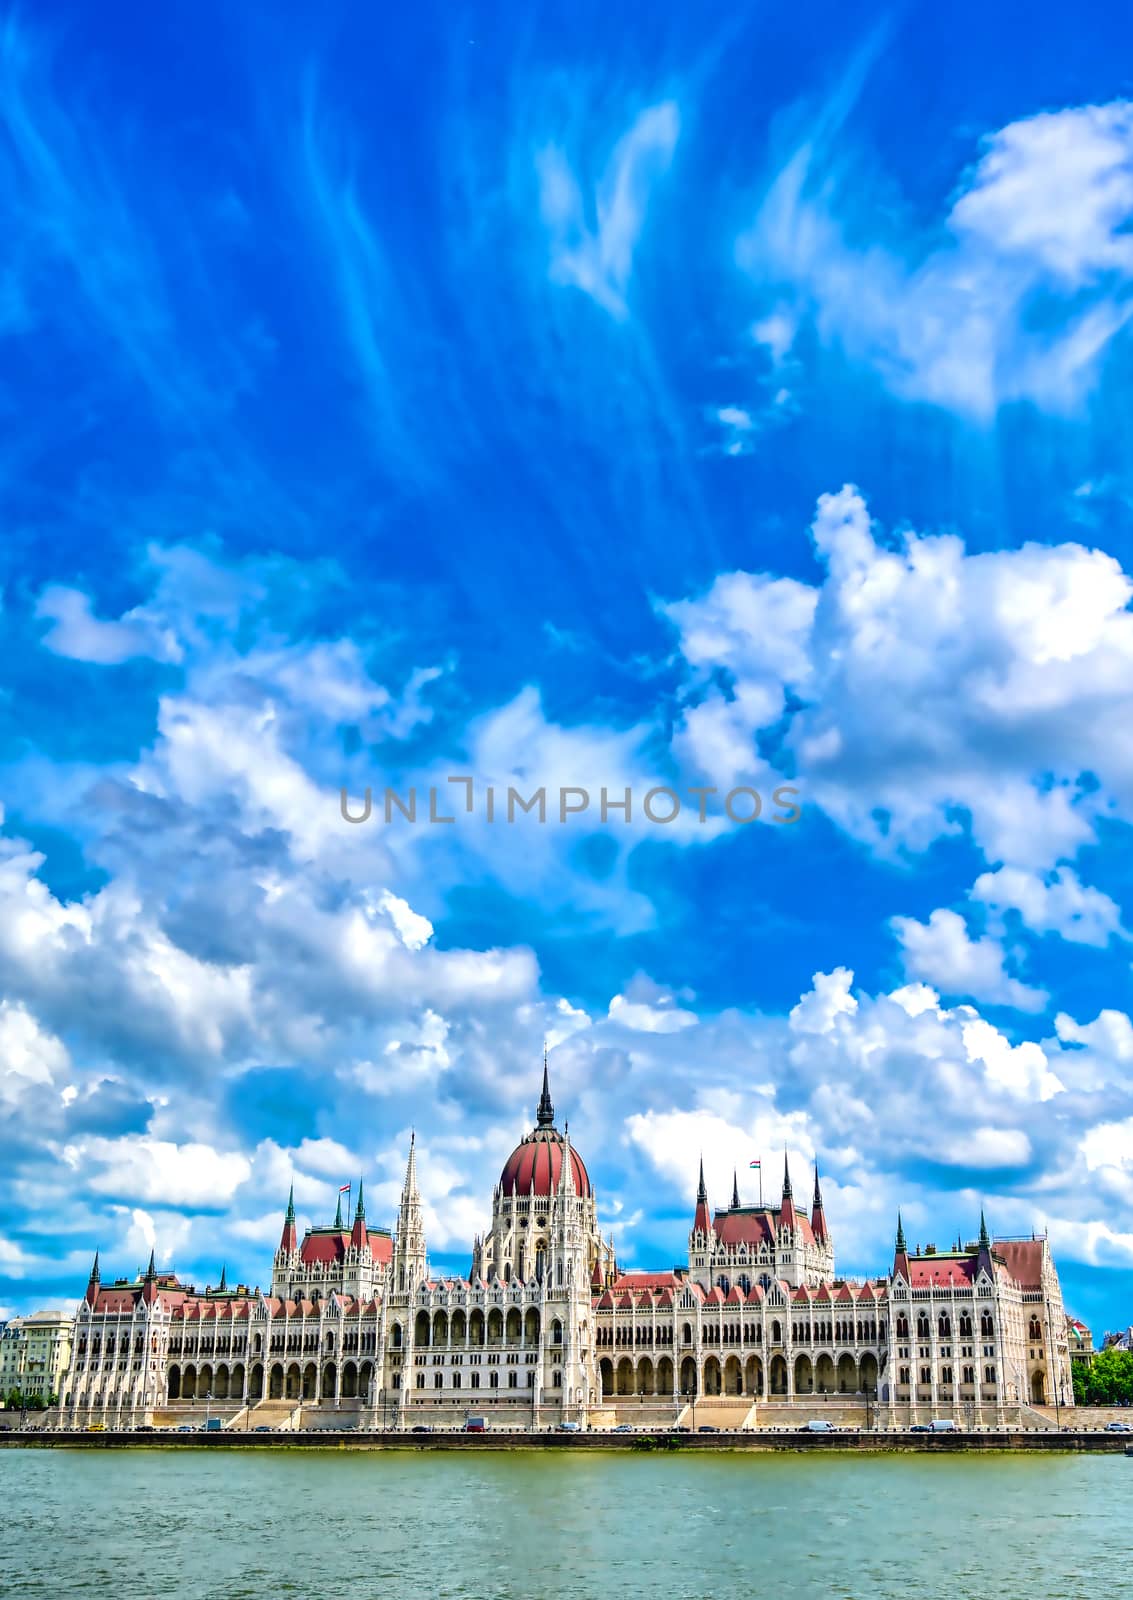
662, 484, 1133, 874
972, 866, 1127, 947
892, 908, 1048, 1013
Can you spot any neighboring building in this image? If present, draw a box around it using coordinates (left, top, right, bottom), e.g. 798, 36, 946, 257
19, 1311, 74, 1402
62, 1063, 1075, 1428
1067, 1317, 1095, 1371
0, 1318, 24, 1400
1102, 1326, 1133, 1352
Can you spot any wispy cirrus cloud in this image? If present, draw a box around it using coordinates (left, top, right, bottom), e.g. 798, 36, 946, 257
738, 97, 1133, 417
537, 100, 680, 319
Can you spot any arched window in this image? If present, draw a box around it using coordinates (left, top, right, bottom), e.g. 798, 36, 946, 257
1028, 1316, 1041, 1341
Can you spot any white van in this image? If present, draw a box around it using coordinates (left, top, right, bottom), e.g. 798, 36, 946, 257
928, 1418, 958, 1432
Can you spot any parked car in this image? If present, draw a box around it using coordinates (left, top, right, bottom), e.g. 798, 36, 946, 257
909, 1424, 931, 1432
135, 1424, 155, 1433
800, 1419, 836, 1433
253, 1425, 272, 1432
1104, 1420, 1133, 1433
177, 1424, 193, 1433
698, 1425, 720, 1433
411, 1425, 433, 1434
558, 1420, 582, 1432
464, 1417, 488, 1433
86, 1423, 105, 1433
611, 1423, 634, 1433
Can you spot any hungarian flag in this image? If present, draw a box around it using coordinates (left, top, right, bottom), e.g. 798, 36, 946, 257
749, 1160, 761, 1170
338, 1183, 351, 1194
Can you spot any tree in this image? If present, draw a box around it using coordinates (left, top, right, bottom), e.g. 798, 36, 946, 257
1074, 1347, 1133, 1406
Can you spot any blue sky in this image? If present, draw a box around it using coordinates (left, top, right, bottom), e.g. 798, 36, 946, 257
2, 0, 1132, 1335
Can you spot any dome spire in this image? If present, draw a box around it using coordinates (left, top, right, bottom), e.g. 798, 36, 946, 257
536, 1046, 555, 1129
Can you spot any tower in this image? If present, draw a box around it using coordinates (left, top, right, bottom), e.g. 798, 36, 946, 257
394, 1135, 427, 1293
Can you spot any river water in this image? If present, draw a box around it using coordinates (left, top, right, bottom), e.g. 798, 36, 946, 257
1, 1448, 1129, 1598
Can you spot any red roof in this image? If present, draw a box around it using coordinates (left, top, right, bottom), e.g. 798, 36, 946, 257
712, 1207, 816, 1249
499, 1131, 591, 1198
295, 1226, 393, 1266
611, 1271, 680, 1291
904, 1256, 977, 1288
994, 1239, 1044, 1290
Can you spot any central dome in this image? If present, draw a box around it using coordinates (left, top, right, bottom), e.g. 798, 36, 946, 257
498, 1063, 592, 1199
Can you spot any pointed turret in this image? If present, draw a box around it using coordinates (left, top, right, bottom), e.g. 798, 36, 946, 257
351, 1177, 369, 1254
334, 1191, 344, 1229
279, 1183, 298, 1255
142, 1246, 158, 1304
536, 1048, 555, 1129
85, 1250, 100, 1307
731, 1170, 740, 1210
975, 1207, 995, 1277
558, 1128, 576, 1198
779, 1149, 797, 1231
394, 1133, 427, 1291
893, 1210, 911, 1279
811, 1165, 828, 1243
692, 1156, 711, 1237
219, 1262, 228, 1293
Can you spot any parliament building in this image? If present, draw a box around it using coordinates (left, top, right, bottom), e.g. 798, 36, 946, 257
62, 1065, 1074, 1430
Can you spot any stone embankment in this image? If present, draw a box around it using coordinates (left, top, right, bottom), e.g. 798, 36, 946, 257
2, 1428, 1131, 1453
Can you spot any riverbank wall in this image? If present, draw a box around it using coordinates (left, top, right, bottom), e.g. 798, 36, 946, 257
2, 1428, 1130, 1453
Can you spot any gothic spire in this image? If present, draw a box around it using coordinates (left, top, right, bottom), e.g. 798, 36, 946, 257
355, 1177, 366, 1220
219, 1262, 227, 1293
811, 1164, 828, 1243
731, 1169, 740, 1209
89, 1250, 100, 1284
335, 1191, 344, 1229
979, 1209, 990, 1248
782, 1148, 793, 1199
145, 1248, 156, 1279
697, 1155, 707, 1204
896, 1211, 907, 1254
536, 1049, 555, 1129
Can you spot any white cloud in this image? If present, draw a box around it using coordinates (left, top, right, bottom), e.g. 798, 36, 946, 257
35, 585, 182, 665
538, 101, 679, 319
374, 890, 433, 952
68, 1136, 253, 1207
892, 908, 1048, 1013
972, 866, 1126, 947
662, 484, 1133, 873
739, 100, 1133, 417
608, 993, 697, 1034
0, 999, 69, 1102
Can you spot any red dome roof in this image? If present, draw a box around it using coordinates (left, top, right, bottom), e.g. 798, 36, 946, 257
499, 1132, 591, 1198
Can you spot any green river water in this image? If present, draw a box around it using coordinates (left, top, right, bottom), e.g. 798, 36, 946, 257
0, 1448, 1129, 1598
